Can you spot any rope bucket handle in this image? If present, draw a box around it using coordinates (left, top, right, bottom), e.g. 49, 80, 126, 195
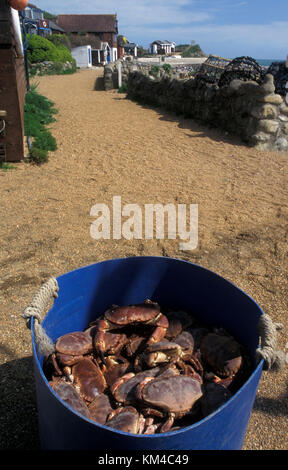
22, 278, 286, 370
22, 277, 59, 356
256, 314, 286, 371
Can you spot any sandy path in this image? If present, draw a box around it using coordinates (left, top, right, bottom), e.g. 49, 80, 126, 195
0, 68, 287, 449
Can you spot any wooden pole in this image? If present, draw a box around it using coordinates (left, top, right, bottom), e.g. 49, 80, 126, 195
118, 62, 122, 88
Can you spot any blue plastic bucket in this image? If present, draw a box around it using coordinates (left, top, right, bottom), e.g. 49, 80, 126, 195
31, 256, 264, 450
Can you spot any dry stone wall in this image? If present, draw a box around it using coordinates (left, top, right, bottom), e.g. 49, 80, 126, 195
126, 71, 288, 151
103, 59, 202, 91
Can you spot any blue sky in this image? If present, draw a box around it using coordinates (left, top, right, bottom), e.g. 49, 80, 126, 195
31, 0, 287, 59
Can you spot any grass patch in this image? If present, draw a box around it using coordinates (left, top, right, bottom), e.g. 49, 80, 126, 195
118, 83, 128, 93
1, 162, 15, 171
24, 84, 58, 164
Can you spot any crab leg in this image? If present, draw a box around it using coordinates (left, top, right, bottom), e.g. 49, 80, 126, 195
159, 413, 175, 433
146, 313, 169, 346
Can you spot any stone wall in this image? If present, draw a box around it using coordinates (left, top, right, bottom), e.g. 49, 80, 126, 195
29, 61, 76, 76
126, 71, 288, 151
103, 59, 203, 91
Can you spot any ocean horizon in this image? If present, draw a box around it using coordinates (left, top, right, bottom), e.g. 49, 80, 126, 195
256, 59, 283, 67
227, 59, 283, 67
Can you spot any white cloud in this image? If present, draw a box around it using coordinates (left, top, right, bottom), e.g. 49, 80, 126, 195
34, 0, 212, 25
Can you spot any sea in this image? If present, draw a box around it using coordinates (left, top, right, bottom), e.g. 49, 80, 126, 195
256, 59, 283, 67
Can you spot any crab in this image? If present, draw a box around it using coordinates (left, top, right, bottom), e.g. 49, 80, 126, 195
188, 327, 210, 351
136, 374, 203, 432
165, 310, 195, 340
72, 357, 107, 403
106, 406, 146, 434
204, 372, 233, 388
100, 355, 132, 387
94, 301, 169, 362
173, 331, 195, 355
50, 379, 91, 419
143, 418, 160, 434
54, 331, 94, 367
110, 367, 162, 404
200, 332, 243, 378
200, 382, 232, 418
88, 393, 114, 425
135, 340, 181, 370
135, 339, 204, 381
96, 330, 128, 356
125, 333, 148, 358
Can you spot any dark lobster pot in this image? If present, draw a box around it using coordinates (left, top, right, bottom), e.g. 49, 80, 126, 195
31, 256, 264, 450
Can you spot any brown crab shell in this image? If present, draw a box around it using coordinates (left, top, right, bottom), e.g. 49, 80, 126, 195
173, 331, 195, 354
104, 301, 161, 326
200, 382, 233, 417
106, 406, 144, 434
138, 375, 203, 415
88, 393, 113, 424
72, 357, 107, 403
50, 380, 91, 419
111, 367, 161, 404
200, 333, 243, 377
55, 331, 93, 356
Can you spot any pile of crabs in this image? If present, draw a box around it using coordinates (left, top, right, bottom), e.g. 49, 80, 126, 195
44, 300, 252, 435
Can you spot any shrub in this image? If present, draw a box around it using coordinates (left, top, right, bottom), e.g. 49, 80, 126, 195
118, 83, 128, 93
29, 144, 49, 164
27, 34, 74, 64
47, 34, 71, 50
162, 63, 172, 75
150, 65, 160, 78
27, 34, 55, 63
24, 85, 58, 164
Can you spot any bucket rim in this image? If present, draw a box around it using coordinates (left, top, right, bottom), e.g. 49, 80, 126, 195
51, 255, 265, 317
32, 255, 265, 439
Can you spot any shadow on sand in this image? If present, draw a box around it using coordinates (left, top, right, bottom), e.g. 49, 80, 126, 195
115, 95, 249, 148
0, 355, 40, 450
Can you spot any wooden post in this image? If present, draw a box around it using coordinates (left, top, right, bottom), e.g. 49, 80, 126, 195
118, 62, 122, 88
0, 0, 26, 162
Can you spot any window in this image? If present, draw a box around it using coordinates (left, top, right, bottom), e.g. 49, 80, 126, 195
33, 11, 43, 21
24, 8, 32, 19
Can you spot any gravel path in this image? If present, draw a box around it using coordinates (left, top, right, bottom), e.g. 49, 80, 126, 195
0, 68, 287, 450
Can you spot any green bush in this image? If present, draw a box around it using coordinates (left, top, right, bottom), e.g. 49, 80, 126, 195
150, 65, 160, 78
29, 144, 49, 164
24, 85, 58, 164
27, 34, 74, 64
47, 34, 71, 50
162, 63, 172, 75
